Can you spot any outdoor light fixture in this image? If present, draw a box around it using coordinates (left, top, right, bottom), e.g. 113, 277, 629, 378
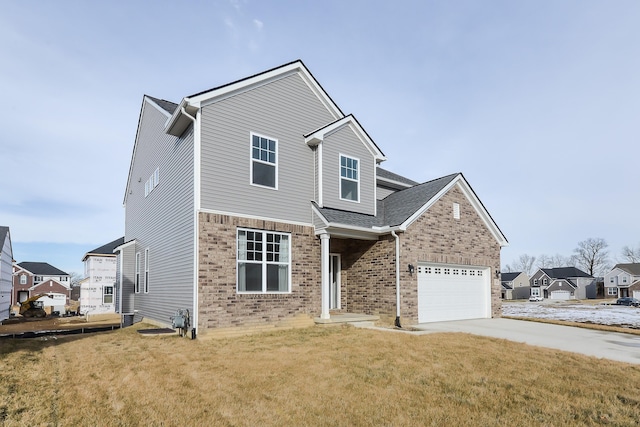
408, 264, 415, 275
495, 270, 501, 279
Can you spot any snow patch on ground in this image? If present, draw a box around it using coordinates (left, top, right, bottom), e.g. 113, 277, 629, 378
503, 302, 640, 328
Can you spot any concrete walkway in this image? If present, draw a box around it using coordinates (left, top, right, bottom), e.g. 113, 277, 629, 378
410, 318, 640, 365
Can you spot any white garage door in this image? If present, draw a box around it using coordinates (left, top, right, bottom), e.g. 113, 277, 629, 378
417, 263, 490, 323
633, 291, 640, 300
550, 290, 571, 300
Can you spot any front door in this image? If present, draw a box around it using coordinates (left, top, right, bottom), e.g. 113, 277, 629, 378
329, 254, 341, 310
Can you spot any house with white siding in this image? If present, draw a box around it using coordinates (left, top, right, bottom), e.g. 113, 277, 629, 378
0, 226, 13, 321
80, 237, 123, 315
119, 60, 508, 337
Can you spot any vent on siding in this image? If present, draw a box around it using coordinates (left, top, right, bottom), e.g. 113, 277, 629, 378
453, 202, 460, 219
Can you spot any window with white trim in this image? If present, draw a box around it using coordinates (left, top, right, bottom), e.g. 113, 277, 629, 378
135, 252, 140, 293
453, 203, 460, 219
20, 274, 26, 285
607, 287, 618, 296
531, 288, 540, 297
251, 133, 277, 188
340, 155, 359, 202
103, 286, 114, 304
237, 229, 290, 293
144, 248, 149, 293
145, 167, 160, 197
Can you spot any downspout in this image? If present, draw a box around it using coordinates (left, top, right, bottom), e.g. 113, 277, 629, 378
182, 106, 199, 339
390, 230, 402, 328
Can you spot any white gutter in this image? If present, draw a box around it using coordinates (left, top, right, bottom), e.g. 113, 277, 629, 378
390, 230, 402, 328
182, 106, 199, 339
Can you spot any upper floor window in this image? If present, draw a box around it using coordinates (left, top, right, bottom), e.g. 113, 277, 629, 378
20, 274, 27, 285
533, 279, 538, 286
35, 276, 42, 282
251, 133, 277, 189
145, 167, 160, 197
144, 248, 150, 293
103, 286, 114, 304
340, 154, 359, 202
237, 229, 290, 293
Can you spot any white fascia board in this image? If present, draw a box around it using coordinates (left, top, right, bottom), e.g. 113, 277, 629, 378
144, 96, 172, 119
113, 239, 136, 253
311, 204, 330, 227
305, 116, 385, 162
376, 175, 414, 189
399, 175, 509, 247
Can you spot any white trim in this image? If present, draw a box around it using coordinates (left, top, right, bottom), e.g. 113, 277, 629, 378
144, 248, 150, 294
317, 143, 323, 207
329, 253, 341, 310
144, 96, 172, 119
339, 153, 360, 203
376, 174, 414, 190
236, 228, 292, 294
249, 132, 279, 190
134, 252, 141, 294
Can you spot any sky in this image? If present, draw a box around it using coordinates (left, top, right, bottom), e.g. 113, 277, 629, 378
1, 0, 638, 276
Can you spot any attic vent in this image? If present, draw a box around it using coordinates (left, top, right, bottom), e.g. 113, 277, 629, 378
453, 203, 460, 219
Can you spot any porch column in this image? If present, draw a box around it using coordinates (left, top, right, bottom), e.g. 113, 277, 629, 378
320, 233, 330, 319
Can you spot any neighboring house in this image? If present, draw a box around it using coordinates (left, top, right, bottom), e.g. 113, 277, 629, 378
119, 60, 508, 337
529, 267, 595, 300
80, 237, 124, 315
604, 264, 640, 299
500, 271, 530, 300
0, 226, 13, 321
12, 262, 71, 313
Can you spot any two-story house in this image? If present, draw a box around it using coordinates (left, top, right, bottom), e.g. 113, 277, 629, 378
0, 226, 13, 321
604, 263, 640, 299
529, 267, 595, 300
500, 271, 530, 300
80, 237, 123, 315
118, 60, 508, 337
12, 262, 71, 313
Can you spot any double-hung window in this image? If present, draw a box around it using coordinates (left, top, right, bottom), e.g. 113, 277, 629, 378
135, 252, 140, 293
251, 133, 277, 188
144, 248, 149, 293
237, 229, 290, 293
103, 286, 114, 304
20, 274, 26, 285
340, 154, 359, 202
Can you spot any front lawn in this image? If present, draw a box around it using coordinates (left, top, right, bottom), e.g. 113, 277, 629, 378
1, 324, 639, 426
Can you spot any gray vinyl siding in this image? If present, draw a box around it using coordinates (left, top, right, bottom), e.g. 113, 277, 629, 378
376, 185, 397, 200
0, 233, 12, 320
200, 73, 337, 223
119, 246, 136, 314
312, 211, 326, 230
124, 100, 195, 326
321, 125, 376, 215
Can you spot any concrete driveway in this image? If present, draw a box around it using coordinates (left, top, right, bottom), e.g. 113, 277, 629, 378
411, 318, 640, 365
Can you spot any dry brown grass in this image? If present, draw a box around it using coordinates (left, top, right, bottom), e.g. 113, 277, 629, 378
2, 324, 640, 426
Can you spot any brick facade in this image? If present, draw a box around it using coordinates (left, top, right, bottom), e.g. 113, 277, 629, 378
399, 185, 502, 323
198, 213, 321, 332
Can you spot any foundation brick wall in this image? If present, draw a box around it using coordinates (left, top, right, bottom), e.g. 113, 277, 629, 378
198, 213, 321, 331
399, 185, 502, 323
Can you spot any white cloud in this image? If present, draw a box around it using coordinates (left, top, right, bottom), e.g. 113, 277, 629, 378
253, 19, 264, 31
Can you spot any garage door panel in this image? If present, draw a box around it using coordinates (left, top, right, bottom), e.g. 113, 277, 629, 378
633, 291, 640, 300
550, 290, 571, 300
417, 264, 490, 323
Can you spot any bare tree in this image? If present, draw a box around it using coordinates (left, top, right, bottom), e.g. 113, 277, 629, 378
621, 245, 640, 263
537, 254, 551, 269
573, 238, 610, 277
69, 271, 83, 288
506, 254, 536, 276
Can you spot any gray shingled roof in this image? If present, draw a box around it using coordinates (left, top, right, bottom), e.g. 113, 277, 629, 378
316, 173, 459, 229
376, 167, 419, 186
0, 226, 8, 245
83, 237, 125, 261
17, 262, 68, 276
613, 263, 640, 276
542, 267, 592, 279
501, 272, 522, 282
147, 95, 178, 114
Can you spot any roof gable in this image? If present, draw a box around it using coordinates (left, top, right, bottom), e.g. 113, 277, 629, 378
541, 267, 591, 279
501, 272, 522, 282
167, 60, 343, 137
612, 263, 640, 276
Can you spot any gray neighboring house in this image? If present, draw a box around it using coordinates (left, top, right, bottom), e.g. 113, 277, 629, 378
0, 226, 13, 321
500, 271, 530, 300
603, 263, 640, 299
119, 60, 508, 337
529, 267, 595, 300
